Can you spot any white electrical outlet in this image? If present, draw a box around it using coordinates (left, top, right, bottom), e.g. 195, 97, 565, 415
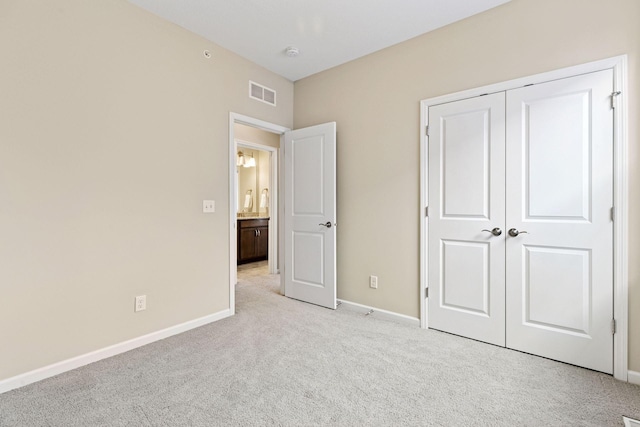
369, 275, 378, 289
135, 295, 147, 312
203, 200, 215, 213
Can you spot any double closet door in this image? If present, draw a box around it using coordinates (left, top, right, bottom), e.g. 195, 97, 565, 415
427, 70, 614, 374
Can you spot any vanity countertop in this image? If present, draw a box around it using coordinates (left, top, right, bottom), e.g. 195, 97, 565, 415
237, 217, 270, 220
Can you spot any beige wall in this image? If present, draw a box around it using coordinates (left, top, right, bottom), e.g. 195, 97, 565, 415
235, 123, 281, 149
294, 0, 640, 371
0, 0, 292, 381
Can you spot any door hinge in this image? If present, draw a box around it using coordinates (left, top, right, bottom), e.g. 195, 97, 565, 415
611, 91, 621, 109
425, 206, 429, 217
611, 319, 617, 334
425, 125, 429, 136
611, 206, 615, 221
425, 287, 429, 298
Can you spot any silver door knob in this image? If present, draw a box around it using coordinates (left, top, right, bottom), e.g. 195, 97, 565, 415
319, 221, 332, 228
481, 227, 502, 236
508, 228, 529, 237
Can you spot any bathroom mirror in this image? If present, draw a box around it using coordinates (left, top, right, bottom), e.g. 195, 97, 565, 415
237, 147, 270, 217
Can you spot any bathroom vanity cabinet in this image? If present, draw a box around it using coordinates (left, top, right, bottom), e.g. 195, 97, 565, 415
237, 218, 269, 264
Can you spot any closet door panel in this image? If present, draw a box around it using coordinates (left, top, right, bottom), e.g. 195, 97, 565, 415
505, 70, 614, 374
428, 93, 506, 347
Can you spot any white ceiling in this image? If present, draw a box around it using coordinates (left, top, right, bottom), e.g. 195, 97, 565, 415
128, 0, 511, 82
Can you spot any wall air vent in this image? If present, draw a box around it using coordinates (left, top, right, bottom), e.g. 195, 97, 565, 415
249, 81, 276, 107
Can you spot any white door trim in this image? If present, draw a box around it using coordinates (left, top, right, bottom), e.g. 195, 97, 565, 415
419, 55, 629, 381
229, 113, 290, 314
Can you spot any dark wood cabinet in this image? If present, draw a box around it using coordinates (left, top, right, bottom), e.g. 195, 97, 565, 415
237, 218, 269, 264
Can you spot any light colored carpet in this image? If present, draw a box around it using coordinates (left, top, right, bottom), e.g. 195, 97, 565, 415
1, 271, 639, 426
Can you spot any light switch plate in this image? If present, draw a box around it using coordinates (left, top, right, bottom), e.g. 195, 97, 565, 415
203, 200, 215, 213
369, 275, 378, 289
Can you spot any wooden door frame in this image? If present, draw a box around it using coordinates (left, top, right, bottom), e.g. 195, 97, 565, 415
419, 55, 629, 381
229, 113, 290, 314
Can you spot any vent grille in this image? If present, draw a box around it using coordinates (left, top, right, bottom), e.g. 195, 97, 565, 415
249, 81, 276, 106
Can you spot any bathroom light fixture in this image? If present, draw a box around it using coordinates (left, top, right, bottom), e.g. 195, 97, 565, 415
244, 153, 256, 168
236, 151, 245, 166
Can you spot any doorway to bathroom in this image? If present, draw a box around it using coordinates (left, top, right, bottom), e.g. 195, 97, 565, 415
229, 113, 289, 314
234, 124, 280, 284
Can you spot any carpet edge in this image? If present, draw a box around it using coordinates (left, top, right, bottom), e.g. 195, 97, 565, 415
0, 308, 233, 394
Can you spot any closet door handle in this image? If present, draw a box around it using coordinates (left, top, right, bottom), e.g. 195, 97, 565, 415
481, 227, 502, 236
319, 221, 332, 228
508, 228, 529, 237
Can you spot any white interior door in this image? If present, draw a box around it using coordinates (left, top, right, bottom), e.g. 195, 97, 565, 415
283, 122, 337, 309
505, 70, 614, 373
427, 93, 506, 346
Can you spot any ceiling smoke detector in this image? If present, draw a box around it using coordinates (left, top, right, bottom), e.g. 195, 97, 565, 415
285, 46, 299, 57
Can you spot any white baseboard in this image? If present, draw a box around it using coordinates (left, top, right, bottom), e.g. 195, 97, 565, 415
0, 308, 232, 395
338, 299, 420, 327
628, 370, 640, 386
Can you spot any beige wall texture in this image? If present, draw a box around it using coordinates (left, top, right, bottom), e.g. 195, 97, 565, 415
294, 0, 640, 371
0, 0, 292, 381
235, 123, 281, 149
